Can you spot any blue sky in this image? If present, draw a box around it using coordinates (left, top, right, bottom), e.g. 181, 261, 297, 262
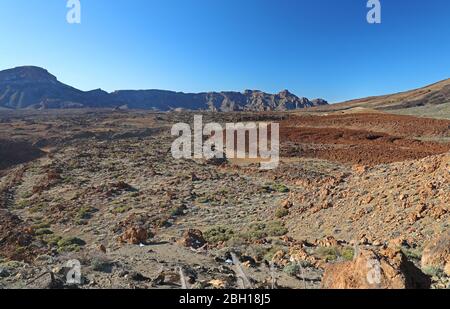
0, 0, 449, 102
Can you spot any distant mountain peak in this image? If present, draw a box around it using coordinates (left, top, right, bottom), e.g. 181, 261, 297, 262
0, 66, 57, 83
279, 89, 294, 95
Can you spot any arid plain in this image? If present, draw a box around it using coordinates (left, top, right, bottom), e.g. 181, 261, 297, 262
0, 105, 448, 289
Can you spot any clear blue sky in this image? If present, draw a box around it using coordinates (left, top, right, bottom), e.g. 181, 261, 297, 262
0, 0, 449, 102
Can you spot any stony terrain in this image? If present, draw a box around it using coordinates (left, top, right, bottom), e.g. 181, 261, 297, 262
0, 109, 448, 289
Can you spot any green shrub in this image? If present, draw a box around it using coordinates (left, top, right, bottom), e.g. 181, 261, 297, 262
401, 247, 422, 261
170, 205, 187, 217
262, 183, 290, 193
43, 234, 62, 246
15, 199, 30, 209
91, 257, 113, 273
56, 237, 86, 253
76, 206, 97, 220
0, 260, 25, 270
112, 205, 131, 214
35, 228, 54, 236
316, 246, 341, 262
32, 221, 51, 230
275, 207, 289, 218
283, 262, 301, 276
422, 267, 444, 277
204, 227, 234, 244
243, 221, 288, 240
265, 221, 288, 237
341, 247, 355, 261
29, 203, 48, 214
226, 236, 247, 247
244, 223, 268, 240
273, 184, 290, 193
263, 246, 286, 262
316, 246, 355, 262
57, 237, 86, 247
197, 196, 211, 204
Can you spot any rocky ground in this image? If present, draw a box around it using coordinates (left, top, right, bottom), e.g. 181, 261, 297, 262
0, 110, 448, 289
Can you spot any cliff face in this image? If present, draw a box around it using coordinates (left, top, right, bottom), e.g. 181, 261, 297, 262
0, 66, 328, 111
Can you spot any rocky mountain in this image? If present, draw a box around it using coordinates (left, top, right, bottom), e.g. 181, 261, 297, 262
0, 66, 328, 111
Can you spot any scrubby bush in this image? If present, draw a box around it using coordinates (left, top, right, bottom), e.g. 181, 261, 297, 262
283, 262, 301, 276
204, 227, 234, 244
91, 257, 114, 273
275, 207, 289, 218
316, 246, 355, 262
243, 221, 288, 240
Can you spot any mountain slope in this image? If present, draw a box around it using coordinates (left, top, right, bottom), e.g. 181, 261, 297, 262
320, 78, 450, 112
0, 66, 84, 109
0, 66, 328, 111
0, 66, 114, 109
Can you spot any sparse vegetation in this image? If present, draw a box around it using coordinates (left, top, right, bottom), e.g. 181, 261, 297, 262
316, 246, 355, 262
283, 262, 301, 276
112, 205, 132, 214
15, 199, 30, 209
422, 267, 444, 277
275, 207, 289, 218
241, 221, 289, 240
273, 184, 290, 193
263, 246, 287, 262
261, 183, 290, 193
341, 247, 355, 261
46, 236, 87, 253
204, 227, 235, 244
170, 205, 187, 217
35, 228, 53, 236
77, 206, 97, 220
0, 106, 448, 290
29, 202, 48, 214
401, 247, 422, 261
91, 257, 114, 273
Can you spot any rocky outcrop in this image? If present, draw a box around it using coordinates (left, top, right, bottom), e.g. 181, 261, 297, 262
0, 66, 328, 111
321, 249, 430, 289
120, 227, 149, 245
421, 231, 450, 276
110, 89, 327, 112
178, 229, 206, 249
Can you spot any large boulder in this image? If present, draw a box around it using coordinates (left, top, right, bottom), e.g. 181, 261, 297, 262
120, 226, 148, 245
321, 248, 430, 289
421, 231, 450, 276
178, 229, 206, 249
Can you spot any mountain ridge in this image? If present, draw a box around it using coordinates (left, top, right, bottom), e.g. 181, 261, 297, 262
0, 66, 328, 111
316, 78, 450, 112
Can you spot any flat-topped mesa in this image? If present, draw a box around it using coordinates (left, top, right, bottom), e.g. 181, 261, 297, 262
0, 66, 58, 83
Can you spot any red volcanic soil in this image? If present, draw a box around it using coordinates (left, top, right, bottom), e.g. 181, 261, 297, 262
0, 209, 44, 263
279, 113, 450, 166
287, 113, 450, 138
